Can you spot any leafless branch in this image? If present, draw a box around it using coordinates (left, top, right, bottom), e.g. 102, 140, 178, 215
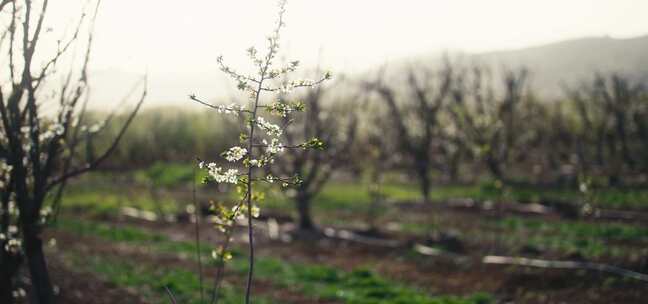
46, 79, 146, 190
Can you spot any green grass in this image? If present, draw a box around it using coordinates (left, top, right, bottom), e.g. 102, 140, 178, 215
497, 217, 648, 241
476, 181, 648, 210
134, 162, 207, 188
63, 250, 267, 304
246, 260, 492, 304
64, 163, 648, 221
55, 218, 493, 304
493, 217, 648, 258
386, 215, 648, 258
54, 217, 167, 242
262, 182, 422, 213
56, 188, 182, 216
56, 219, 269, 303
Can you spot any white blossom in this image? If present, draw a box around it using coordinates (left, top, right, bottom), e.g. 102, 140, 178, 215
40, 206, 53, 223
264, 138, 284, 154
12, 288, 26, 299
0, 160, 12, 189
216, 103, 245, 115
39, 130, 55, 141
88, 122, 104, 133
205, 162, 239, 184
248, 159, 261, 167
256, 116, 282, 136
4, 238, 21, 255
223, 146, 247, 162
251, 205, 260, 218
51, 123, 65, 136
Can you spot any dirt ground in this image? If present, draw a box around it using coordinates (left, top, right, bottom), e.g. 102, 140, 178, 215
15, 200, 648, 304
90, 211, 648, 304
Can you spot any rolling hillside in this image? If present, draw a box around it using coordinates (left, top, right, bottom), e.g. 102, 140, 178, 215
468, 35, 648, 97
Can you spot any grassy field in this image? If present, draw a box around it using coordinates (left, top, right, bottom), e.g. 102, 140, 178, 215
61, 163, 648, 214
53, 218, 493, 304
45, 163, 648, 303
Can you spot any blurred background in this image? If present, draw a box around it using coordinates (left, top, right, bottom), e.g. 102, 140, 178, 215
9, 0, 648, 303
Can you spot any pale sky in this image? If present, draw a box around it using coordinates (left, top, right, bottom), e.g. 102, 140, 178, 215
41, 0, 648, 103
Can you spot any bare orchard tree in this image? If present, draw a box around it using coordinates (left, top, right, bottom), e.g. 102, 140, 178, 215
366, 65, 453, 203
0, 1, 145, 303
272, 81, 358, 231
449, 65, 529, 182
357, 106, 395, 233
568, 73, 646, 185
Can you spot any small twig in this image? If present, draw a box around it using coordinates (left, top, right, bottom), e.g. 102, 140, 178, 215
209, 229, 234, 304
45, 76, 147, 190
188, 95, 252, 114
164, 286, 178, 304
209, 200, 247, 304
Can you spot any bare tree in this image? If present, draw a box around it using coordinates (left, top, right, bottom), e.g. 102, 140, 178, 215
358, 108, 395, 233
0, 1, 145, 303
367, 65, 453, 202
568, 73, 646, 185
272, 82, 358, 231
449, 65, 529, 182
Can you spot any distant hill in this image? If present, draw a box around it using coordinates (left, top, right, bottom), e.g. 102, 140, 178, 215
87, 35, 648, 107
467, 35, 648, 98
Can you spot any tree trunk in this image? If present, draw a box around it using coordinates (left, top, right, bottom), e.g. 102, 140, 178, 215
615, 111, 634, 169
23, 225, 54, 304
417, 165, 431, 203
296, 193, 315, 231
449, 151, 461, 183
486, 155, 503, 181
0, 252, 20, 304
595, 129, 605, 166
608, 173, 621, 187
0, 276, 12, 304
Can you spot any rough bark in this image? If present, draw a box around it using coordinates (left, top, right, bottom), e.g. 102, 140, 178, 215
0, 251, 21, 304
23, 224, 54, 304
296, 192, 315, 231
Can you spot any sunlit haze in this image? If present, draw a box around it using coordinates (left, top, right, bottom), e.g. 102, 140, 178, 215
44, 0, 648, 104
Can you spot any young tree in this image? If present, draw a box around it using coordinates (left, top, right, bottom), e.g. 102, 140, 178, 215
0, 1, 145, 303
189, 1, 330, 302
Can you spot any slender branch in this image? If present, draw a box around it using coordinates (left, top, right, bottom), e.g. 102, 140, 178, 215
209, 199, 247, 304
47, 89, 91, 226
259, 76, 329, 92
33, 8, 88, 89
7, 1, 17, 84
244, 63, 264, 304
0, 0, 13, 13
46, 80, 146, 190
208, 228, 234, 304
192, 160, 205, 303
188, 95, 253, 114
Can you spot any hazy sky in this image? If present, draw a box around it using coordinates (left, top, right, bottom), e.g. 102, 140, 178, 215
42, 0, 648, 103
